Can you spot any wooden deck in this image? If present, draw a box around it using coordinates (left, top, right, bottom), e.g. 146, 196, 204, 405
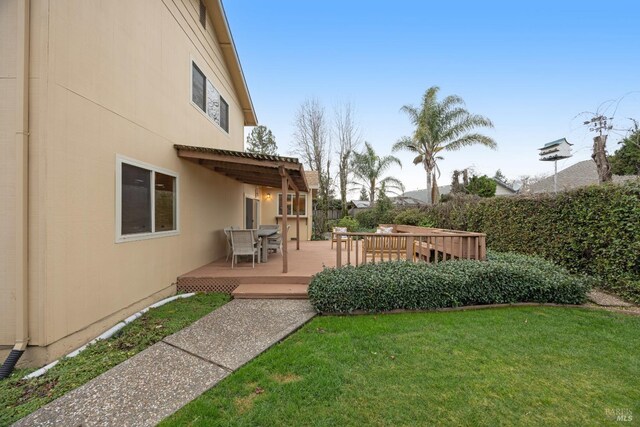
178, 225, 486, 299
177, 240, 355, 298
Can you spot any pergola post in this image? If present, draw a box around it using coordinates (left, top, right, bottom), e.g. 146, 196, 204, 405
295, 189, 300, 251
280, 166, 288, 273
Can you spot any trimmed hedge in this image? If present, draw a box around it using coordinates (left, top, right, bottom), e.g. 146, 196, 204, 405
308, 252, 591, 313
395, 179, 640, 303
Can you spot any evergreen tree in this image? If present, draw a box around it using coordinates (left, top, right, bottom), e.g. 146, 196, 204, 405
610, 122, 640, 175
246, 125, 278, 155
359, 187, 369, 201
467, 175, 497, 197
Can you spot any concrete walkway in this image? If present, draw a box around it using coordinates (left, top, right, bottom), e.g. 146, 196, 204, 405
587, 289, 640, 316
14, 299, 316, 427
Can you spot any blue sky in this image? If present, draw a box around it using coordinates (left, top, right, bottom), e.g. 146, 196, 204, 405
225, 1, 640, 193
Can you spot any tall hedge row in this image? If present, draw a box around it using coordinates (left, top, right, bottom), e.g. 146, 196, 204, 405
404, 180, 640, 302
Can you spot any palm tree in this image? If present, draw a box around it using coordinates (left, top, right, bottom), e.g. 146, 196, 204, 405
393, 86, 496, 204
351, 142, 403, 205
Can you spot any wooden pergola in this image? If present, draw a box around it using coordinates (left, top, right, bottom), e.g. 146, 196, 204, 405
174, 145, 309, 273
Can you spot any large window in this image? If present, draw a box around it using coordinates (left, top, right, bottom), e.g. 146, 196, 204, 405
116, 156, 179, 242
277, 193, 307, 217
191, 61, 229, 133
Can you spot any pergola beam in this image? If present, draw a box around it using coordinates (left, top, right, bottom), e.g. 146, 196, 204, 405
178, 149, 301, 171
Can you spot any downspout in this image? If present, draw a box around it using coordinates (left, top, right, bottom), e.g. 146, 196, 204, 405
1, 0, 30, 379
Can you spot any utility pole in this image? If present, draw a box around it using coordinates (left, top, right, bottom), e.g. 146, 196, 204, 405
584, 115, 613, 183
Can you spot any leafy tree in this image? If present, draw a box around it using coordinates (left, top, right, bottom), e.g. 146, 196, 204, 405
466, 175, 497, 197
610, 122, 640, 175
351, 142, 403, 205
374, 184, 394, 222
246, 125, 278, 155
394, 86, 496, 205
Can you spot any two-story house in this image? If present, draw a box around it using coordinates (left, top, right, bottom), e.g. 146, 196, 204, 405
1, 0, 309, 370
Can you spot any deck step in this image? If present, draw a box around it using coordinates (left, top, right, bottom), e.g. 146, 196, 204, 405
232, 284, 309, 299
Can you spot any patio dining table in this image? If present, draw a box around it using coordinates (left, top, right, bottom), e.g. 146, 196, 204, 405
256, 228, 278, 263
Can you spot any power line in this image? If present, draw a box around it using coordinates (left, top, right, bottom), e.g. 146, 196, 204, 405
583, 115, 613, 138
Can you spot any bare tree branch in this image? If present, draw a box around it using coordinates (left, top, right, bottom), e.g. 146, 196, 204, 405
334, 101, 361, 217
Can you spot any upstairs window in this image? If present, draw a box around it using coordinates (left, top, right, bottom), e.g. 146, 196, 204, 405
191, 61, 229, 133
191, 64, 206, 111
199, 0, 206, 29
220, 97, 229, 132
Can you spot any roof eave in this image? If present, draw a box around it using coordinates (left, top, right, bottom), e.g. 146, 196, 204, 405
207, 0, 258, 126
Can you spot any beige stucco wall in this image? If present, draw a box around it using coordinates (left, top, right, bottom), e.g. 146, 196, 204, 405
258, 187, 314, 241
1, 0, 255, 364
495, 185, 515, 196
0, 0, 18, 347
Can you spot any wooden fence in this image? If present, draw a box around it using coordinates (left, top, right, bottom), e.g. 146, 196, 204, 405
334, 224, 486, 268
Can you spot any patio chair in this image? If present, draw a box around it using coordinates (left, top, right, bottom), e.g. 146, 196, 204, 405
259, 225, 282, 253
229, 229, 260, 268
223, 226, 240, 261
331, 227, 351, 250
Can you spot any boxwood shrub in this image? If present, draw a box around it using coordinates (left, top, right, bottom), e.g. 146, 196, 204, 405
308, 252, 591, 313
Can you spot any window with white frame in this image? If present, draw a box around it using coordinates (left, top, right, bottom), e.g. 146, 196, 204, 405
277, 193, 307, 216
191, 61, 229, 133
116, 156, 179, 242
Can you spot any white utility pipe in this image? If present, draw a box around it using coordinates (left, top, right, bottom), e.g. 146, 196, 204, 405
23, 293, 195, 380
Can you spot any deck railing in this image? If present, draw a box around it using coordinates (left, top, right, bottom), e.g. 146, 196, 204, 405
334, 224, 486, 268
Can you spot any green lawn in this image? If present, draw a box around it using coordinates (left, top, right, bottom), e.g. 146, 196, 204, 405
163, 307, 639, 427
0, 293, 230, 426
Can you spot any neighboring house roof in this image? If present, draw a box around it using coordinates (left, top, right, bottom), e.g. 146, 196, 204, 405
174, 144, 308, 191
304, 171, 320, 189
348, 200, 371, 209
403, 178, 516, 201
206, 0, 257, 126
528, 159, 637, 194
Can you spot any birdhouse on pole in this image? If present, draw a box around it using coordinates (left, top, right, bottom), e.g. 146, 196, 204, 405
538, 138, 573, 193
539, 138, 573, 161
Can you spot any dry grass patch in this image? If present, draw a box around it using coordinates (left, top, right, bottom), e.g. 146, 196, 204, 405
270, 373, 302, 384
233, 394, 258, 415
